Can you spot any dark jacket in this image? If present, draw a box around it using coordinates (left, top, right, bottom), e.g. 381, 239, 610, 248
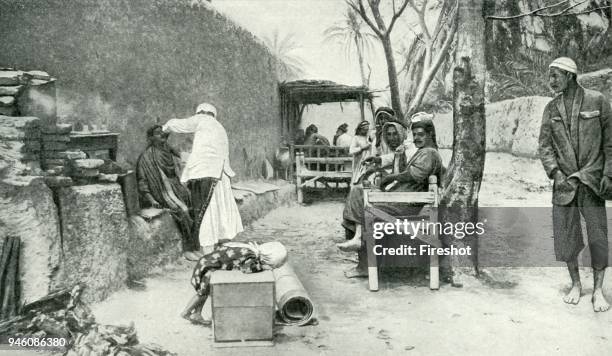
538, 86, 612, 205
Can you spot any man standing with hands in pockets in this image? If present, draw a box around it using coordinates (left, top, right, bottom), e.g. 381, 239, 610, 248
538, 57, 612, 312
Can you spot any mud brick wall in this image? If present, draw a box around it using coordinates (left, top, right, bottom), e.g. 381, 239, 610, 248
436, 68, 612, 159
0, 0, 282, 180
40, 124, 73, 172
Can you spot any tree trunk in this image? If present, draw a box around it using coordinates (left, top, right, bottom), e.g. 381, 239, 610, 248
355, 37, 368, 87
406, 13, 457, 119
380, 34, 403, 119
440, 0, 486, 272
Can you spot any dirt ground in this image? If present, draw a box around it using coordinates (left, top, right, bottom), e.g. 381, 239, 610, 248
89, 151, 612, 356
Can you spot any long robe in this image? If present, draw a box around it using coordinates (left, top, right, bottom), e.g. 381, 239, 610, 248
136, 144, 196, 251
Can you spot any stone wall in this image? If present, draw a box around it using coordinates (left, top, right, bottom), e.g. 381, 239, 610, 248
0, 0, 282, 180
437, 69, 612, 159
127, 211, 182, 281
56, 184, 130, 303
0, 177, 61, 303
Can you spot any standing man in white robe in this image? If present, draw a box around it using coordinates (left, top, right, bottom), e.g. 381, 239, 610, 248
162, 103, 243, 253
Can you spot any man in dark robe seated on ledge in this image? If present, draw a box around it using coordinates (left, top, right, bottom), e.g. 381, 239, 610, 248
137, 125, 202, 261
338, 120, 442, 278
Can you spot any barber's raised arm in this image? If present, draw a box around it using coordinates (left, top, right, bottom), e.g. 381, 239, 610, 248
162, 115, 199, 134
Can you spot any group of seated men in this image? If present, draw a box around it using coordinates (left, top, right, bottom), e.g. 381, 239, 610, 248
338, 107, 442, 278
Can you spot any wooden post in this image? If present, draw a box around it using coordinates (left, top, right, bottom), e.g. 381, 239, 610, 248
296, 152, 304, 203
430, 253, 440, 290
363, 188, 379, 291
0, 236, 21, 319
289, 144, 295, 182
428, 175, 440, 290
359, 93, 365, 122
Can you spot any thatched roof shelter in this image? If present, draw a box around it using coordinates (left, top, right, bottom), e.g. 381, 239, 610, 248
279, 80, 373, 143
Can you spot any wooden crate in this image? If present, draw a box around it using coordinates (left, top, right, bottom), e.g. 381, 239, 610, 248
210, 270, 275, 346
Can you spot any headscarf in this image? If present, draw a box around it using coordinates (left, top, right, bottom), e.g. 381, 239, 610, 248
333, 123, 349, 145
380, 121, 406, 155
374, 107, 406, 150
410, 119, 438, 149
196, 102, 217, 117
375, 107, 395, 122
355, 120, 370, 136
257, 241, 288, 269
305, 124, 318, 137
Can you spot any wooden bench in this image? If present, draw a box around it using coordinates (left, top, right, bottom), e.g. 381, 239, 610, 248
292, 145, 353, 203
362, 175, 441, 291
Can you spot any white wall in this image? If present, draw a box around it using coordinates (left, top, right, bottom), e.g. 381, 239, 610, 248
299, 102, 374, 143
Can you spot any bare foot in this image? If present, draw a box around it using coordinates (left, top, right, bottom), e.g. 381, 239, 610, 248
181, 312, 211, 326
563, 284, 581, 305
337, 239, 362, 252
344, 266, 367, 279
183, 251, 201, 261
592, 289, 610, 312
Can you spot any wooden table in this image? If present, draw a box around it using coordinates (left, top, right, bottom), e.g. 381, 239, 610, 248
68, 132, 119, 160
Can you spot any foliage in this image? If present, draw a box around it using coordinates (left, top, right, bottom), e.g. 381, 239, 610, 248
323, 8, 377, 86
347, 0, 411, 119
263, 30, 307, 80
488, 49, 553, 102
486, 0, 612, 101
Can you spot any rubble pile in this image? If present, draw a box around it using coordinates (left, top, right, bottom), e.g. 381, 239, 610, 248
0, 69, 23, 116
0, 115, 42, 177
0, 285, 176, 356
0, 69, 56, 123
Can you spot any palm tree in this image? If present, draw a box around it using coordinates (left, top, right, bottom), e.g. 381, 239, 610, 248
324, 8, 377, 86
263, 30, 307, 80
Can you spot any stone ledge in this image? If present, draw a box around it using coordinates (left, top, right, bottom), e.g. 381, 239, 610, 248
55, 184, 129, 303
235, 180, 296, 227
127, 211, 182, 281
0, 178, 61, 304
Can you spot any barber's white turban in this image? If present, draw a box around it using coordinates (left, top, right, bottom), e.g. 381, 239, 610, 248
196, 102, 217, 117
549, 57, 578, 74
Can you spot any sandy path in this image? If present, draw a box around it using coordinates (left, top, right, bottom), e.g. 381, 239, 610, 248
91, 152, 612, 356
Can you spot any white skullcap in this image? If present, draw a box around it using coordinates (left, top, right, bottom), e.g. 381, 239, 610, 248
410, 112, 434, 123
549, 57, 578, 74
196, 103, 217, 117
